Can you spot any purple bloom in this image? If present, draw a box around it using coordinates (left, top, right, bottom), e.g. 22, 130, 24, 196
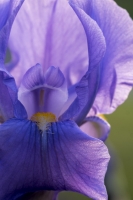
0, 0, 133, 199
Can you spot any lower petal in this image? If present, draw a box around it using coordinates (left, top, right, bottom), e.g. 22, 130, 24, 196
0, 119, 109, 200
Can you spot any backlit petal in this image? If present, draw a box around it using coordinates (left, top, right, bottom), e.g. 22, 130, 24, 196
70, 0, 133, 115
61, 0, 106, 122
9, 0, 88, 85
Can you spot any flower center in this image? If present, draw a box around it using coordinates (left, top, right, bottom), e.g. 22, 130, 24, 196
31, 112, 56, 132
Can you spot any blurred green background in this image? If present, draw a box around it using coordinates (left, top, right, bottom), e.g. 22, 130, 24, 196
59, 1, 133, 200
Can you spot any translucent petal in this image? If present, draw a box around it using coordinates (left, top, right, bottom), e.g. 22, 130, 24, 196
70, 0, 133, 115
9, 0, 88, 85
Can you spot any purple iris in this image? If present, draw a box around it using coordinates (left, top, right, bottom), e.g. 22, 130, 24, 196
0, 0, 133, 199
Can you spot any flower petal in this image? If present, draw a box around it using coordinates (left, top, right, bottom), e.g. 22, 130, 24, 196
60, 1, 106, 123
0, 119, 109, 200
9, 0, 88, 85
50, 120, 109, 200
0, 0, 10, 30
0, 119, 42, 199
81, 116, 110, 141
44, 67, 68, 117
18, 64, 68, 118
59, 84, 77, 116
61, 61, 101, 124
45, 66, 65, 88
0, 69, 27, 122
70, 0, 133, 115
0, 0, 24, 65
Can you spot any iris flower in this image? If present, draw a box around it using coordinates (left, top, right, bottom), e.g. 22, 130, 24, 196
0, 0, 133, 199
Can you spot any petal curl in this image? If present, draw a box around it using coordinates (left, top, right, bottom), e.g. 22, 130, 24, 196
0, 69, 27, 122
0, 0, 24, 65
81, 116, 110, 141
70, 0, 133, 115
9, 0, 88, 85
18, 64, 68, 118
0, 119, 109, 200
61, 1, 106, 122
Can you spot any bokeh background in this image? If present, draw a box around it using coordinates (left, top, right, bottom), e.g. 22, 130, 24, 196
59, 1, 133, 199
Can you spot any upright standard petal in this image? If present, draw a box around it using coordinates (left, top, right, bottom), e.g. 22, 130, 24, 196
0, 119, 109, 200
70, 0, 133, 115
0, 0, 24, 65
9, 0, 88, 85
0, 69, 27, 122
61, 7, 106, 122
